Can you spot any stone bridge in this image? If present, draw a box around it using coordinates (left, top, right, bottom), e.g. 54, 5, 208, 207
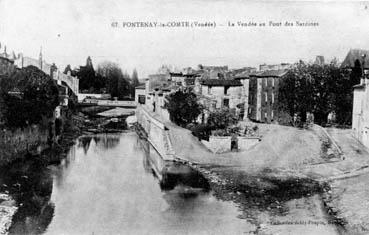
52, 70, 79, 95
79, 99, 137, 108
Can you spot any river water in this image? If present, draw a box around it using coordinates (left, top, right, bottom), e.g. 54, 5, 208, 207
3, 132, 253, 235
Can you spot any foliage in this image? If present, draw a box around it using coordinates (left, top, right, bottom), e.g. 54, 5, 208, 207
76, 57, 133, 99
0, 66, 59, 128
190, 123, 211, 141
207, 108, 238, 130
97, 61, 131, 99
278, 61, 353, 125
164, 90, 203, 127
76, 57, 107, 93
130, 68, 140, 97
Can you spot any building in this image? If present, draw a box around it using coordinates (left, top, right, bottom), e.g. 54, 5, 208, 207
135, 84, 146, 105
248, 70, 288, 123
259, 63, 291, 71
348, 49, 369, 148
314, 55, 325, 66
194, 79, 244, 122
168, 72, 199, 89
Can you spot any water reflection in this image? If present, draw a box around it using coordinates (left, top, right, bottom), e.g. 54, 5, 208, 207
78, 134, 121, 154
138, 138, 210, 193
0, 159, 55, 235
0, 133, 251, 235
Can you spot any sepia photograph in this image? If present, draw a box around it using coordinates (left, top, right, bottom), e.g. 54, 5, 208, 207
1, 0, 369, 234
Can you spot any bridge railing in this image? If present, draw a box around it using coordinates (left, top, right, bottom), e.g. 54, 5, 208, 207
52, 70, 79, 95
96, 100, 136, 107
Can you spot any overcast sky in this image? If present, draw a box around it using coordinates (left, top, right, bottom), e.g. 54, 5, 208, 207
1, 0, 369, 77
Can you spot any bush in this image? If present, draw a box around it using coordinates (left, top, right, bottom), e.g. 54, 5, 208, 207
207, 108, 238, 130
190, 123, 211, 141
165, 90, 203, 127
0, 66, 59, 128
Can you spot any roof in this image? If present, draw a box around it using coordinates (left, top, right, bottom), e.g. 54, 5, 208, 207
135, 84, 146, 89
184, 77, 195, 83
234, 70, 258, 79
200, 79, 242, 86
341, 49, 369, 69
250, 70, 288, 78
353, 83, 366, 89
169, 72, 183, 76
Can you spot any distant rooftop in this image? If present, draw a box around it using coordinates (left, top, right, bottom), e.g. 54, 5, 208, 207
200, 79, 242, 86
341, 49, 369, 69
250, 69, 288, 77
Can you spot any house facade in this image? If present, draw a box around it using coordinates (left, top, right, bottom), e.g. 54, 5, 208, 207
197, 79, 243, 110
135, 85, 146, 105
347, 49, 369, 148
248, 70, 287, 123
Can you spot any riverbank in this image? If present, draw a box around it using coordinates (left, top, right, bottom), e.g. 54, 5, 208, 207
319, 128, 369, 234
0, 107, 130, 234
135, 106, 353, 234
0, 117, 81, 235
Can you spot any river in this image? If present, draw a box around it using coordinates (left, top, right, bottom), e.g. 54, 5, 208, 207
2, 132, 253, 235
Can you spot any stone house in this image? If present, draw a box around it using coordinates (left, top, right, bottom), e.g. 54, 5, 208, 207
197, 79, 243, 110
169, 72, 199, 89
352, 82, 369, 147
346, 49, 369, 148
135, 85, 146, 105
248, 70, 288, 123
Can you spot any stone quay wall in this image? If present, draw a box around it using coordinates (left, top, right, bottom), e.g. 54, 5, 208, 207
136, 105, 175, 161
202, 135, 261, 154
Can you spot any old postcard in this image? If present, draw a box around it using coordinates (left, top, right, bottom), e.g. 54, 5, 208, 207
0, 0, 369, 234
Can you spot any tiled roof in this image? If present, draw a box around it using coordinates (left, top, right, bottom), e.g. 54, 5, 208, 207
341, 49, 369, 69
200, 79, 242, 86
234, 70, 258, 79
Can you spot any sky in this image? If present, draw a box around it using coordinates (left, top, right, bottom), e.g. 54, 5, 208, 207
1, 0, 369, 78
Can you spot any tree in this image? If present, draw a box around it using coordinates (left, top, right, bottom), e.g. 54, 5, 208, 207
0, 66, 59, 128
130, 68, 140, 97
76, 56, 97, 92
97, 61, 131, 99
279, 61, 315, 123
279, 60, 353, 126
164, 90, 203, 127
207, 108, 238, 130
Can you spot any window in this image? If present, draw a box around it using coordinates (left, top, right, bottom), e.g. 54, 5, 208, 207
224, 86, 230, 95
271, 110, 274, 119
271, 92, 274, 103
223, 98, 229, 108
208, 86, 212, 94
272, 78, 275, 88
138, 95, 146, 104
264, 92, 268, 102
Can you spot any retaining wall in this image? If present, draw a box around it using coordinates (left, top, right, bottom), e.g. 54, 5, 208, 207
136, 106, 175, 160
202, 135, 261, 153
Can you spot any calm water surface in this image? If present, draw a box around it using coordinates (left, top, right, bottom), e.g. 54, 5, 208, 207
6, 132, 252, 235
